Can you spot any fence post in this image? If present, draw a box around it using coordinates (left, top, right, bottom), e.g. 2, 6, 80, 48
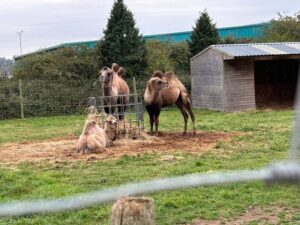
18, 79, 24, 119
132, 77, 140, 126
110, 197, 155, 225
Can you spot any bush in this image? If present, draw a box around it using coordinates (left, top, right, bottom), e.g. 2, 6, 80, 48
145, 41, 191, 92
145, 41, 173, 76
146, 41, 190, 73
222, 35, 253, 44
0, 79, 20, 119
14, 47, 100, 80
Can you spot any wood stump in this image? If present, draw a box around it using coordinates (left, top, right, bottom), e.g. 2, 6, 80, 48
110, 197, 155, 225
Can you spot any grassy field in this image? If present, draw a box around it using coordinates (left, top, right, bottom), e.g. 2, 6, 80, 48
0, 108, 298, 224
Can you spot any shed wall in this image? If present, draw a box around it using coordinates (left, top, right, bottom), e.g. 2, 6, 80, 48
191, 49, 225, 111
223, 60, 256, 111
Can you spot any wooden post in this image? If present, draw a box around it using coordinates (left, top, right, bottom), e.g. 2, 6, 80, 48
18, 79, 24, 119
132, 77, 140, 123
110, 197, 155, 225
132, 77, 137, 95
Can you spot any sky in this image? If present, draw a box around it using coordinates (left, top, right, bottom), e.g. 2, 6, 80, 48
0, 0, 299, 59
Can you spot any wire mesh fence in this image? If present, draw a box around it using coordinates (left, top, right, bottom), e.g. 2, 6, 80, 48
0, 78, 101, 119
88, 94, 144, 138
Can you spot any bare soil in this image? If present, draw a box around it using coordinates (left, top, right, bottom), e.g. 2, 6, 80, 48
0, 132, 237, 164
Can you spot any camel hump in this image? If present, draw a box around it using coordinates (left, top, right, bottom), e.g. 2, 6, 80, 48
152, 71, 164, 79
164, 71, 188, 92
117, 67, 125, 77
164, 71, 177, 81
112, 63, 120, 73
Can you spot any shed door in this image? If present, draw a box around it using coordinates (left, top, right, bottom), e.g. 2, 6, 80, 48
254, 59, 299, 108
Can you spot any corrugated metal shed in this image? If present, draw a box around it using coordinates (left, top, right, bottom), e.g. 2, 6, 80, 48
191, 41, 300, 112
192, 42, 300, 60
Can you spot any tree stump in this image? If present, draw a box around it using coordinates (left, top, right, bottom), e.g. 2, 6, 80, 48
110, 197, 155, 225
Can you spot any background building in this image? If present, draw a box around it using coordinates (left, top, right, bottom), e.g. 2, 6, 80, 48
15, 23, 267, 60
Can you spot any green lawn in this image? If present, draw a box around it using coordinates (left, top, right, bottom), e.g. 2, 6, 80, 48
0, 108, 298, 224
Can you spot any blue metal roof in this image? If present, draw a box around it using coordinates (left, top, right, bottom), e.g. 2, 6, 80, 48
143, 23, 268, 43
191, 42, 300, 60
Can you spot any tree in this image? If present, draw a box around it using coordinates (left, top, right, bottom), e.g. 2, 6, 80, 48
99, 0, 147, 78
259, 11, 300, 42
188, 10, 220, 56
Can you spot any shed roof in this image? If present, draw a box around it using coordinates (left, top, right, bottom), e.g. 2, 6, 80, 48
191, 42, 300, 61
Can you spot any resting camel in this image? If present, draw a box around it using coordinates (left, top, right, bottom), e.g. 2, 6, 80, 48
76, 115, 118, 153
99, 63, 129, 120
144, 71, 195, 135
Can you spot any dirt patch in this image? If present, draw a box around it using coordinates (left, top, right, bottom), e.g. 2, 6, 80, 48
188, 206, 294, 225
0, 132, 237, 164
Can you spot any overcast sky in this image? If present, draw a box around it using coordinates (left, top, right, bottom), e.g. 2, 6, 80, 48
1, 0, 299, 59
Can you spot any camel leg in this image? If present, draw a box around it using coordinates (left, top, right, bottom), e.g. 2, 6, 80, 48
154, 115, 159, 136
176, 101, 189, 135
183, 100, 196, 135
149, 113, 154, 134
118, 97, 126, 121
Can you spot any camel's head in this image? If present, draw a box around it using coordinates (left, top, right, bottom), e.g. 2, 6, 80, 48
148, 77, 169, 91
152, 71, 164, 79
99, 66, 114, 84
105, 115, 118, 128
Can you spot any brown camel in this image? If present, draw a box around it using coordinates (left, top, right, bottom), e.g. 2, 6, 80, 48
99, 63, 129, 120
144, 71, 196, 135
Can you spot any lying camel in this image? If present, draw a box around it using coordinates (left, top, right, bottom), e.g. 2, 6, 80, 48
104, 115, 118, 142
99, 63, 129, 120
76, 115, 118, 153
144, 71, 196, 135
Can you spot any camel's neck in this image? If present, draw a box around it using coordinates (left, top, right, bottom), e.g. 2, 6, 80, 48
102, 84, 112, 96
102, 75, 117, 96
104, 126, 117, 141
145, 86, 161, 105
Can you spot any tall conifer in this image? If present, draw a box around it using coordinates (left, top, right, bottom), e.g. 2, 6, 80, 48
188, 10, 220, 56
100, 0, 147, 77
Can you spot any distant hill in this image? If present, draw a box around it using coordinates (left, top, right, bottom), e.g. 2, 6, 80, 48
0, 58, 13, 78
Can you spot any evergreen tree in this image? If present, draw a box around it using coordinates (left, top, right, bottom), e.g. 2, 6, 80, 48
99, 0, 147, 78
188, 10, 220, 56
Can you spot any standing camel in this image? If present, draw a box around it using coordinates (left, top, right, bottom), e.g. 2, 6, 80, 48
99, 63, 129, 120
144, 71, 195, 135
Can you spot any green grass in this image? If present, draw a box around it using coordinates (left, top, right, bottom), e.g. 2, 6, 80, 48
0, 108, 298, 224
0, 114, 86, 144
